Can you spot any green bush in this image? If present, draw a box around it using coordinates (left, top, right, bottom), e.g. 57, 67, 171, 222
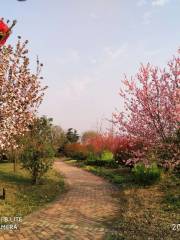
85, 159, 118, 168
101, 150, 114, 160
86, 150, 118, 168
87, 151, 100, 161
21, 143, 54, 184
132, 162, 161, 185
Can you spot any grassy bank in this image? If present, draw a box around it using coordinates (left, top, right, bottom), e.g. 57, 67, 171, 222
64, 158, 180, 239
0, 162, 65, 218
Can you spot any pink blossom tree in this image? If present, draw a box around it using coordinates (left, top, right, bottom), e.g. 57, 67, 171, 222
113, 50, 180, 145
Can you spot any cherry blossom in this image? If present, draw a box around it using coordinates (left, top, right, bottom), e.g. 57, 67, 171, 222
113, 50, 180, 144
0, 39, 47, 150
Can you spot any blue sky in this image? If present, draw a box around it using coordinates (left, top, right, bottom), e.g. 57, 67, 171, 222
1, 0, 180, 133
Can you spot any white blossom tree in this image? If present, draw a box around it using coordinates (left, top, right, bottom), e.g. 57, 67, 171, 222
0, 38, 47, 160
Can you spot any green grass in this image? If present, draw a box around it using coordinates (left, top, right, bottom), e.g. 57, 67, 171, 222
64, 159, 132, 186
65, 158, 180, 239
0, 163, 65, 219
86, 165, 180, 239
83, 166, 128, 185
104, 232, 125, 240
161, 174, 180, 211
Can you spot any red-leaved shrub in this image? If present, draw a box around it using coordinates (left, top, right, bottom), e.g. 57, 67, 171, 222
84, 133, 147, 167
64, 143, 88, 160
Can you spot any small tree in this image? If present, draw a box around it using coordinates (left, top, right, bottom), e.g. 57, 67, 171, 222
21, 116, 54, 184
113, 50, 180, 168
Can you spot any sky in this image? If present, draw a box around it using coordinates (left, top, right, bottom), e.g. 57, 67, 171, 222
1, 0, 180, 133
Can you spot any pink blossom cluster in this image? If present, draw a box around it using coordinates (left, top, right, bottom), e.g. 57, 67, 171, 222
113, 51, 180, 144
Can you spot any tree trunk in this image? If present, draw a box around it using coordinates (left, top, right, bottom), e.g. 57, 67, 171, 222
13, 155, 16, 172
32, 172, 38, 185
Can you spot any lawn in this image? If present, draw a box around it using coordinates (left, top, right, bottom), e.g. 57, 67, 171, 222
65, 159, 180, 239
0, 162, 65, 220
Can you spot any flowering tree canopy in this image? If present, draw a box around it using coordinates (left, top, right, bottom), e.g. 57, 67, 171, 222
0, 39, 47, 150
113, 50, 180, 144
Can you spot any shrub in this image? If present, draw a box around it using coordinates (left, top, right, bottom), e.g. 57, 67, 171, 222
85, 150, 118, 168
101, 150, 114, 160
84, 133, 146, 167
20, 117, 55, 184
86, 159, 107, 166
114, 137, 146, 167
21, 142, 54, 184
85, 159, 118, 168
87, 151, 100, 161
85, 133, 122, 155
132, 162, 161, 185
64, 143, 88, 160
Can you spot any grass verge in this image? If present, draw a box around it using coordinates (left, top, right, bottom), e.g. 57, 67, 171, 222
0, 162, 65, 218
64, 158, 180, 240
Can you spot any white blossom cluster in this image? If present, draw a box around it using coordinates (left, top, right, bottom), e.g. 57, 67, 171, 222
0, 39, 47, 150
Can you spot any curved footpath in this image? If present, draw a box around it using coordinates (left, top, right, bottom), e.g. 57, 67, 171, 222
0, 160, 120, 240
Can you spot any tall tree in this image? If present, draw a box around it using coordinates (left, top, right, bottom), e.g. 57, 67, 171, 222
51, 125, 67, 154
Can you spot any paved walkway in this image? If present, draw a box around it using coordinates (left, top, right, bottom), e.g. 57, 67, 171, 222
0, 160, 120, 240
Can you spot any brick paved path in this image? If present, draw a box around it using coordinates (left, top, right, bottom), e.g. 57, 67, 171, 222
0, 160, 120, 240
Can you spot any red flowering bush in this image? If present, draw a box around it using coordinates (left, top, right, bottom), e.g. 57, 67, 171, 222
85, 133, 121, 155
0, 19, 16, 47
113, 137, 148, 167
85, 134, 105, 155
64, 143, 88, 160
84, 133, 147, 167
64, 133, 150, 167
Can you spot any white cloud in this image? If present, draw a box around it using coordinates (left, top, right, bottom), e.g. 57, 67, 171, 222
152, 0, 169, 6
